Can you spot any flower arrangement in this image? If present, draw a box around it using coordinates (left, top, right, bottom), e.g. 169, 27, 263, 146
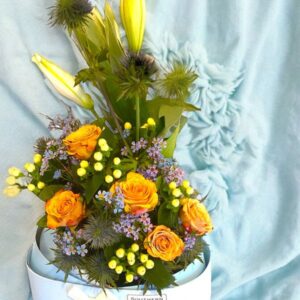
3, 0, 213, 295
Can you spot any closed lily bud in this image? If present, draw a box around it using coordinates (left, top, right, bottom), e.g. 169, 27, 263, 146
120, 0, 146, 52
32, 53, 94, 110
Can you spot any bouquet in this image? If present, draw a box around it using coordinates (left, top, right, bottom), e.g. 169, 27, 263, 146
4, 0, 213, 296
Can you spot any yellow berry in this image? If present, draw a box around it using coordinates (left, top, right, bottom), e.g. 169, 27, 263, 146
137, 266, 146, 276
113, 169, 122, 179
94, 162, 104, 172
147, 118, 156, 126
100, 144, 109, 152
171, 199, 180, 208
24, 163, 35, 173
105, 175, 114, 184
77, 168, 87, 177
182, 180, 190, 188
113, 157, 121, 165
127, 252, 135, 261
98, 138, 107, 147
186, 187, 194, 195
80, 160, 89, 168
94, 152, 103, 161
115, 265, 123, 274
128, 259, 135, 266
27, 184, 36, 192
124, 122, 132, 130
37, 182, 45, 189
140, 254, 148, 263
3, 185, 20, 197
33, 154, 42, 164
131, 243, 140, 252
126, 273, 134, 283
168, 181, 177, 190
145, 260, 155, 270
172, 188, 182, 198
116, 248, 125, 258
141, 123, 148, 129
8, 167, 21, 177
6, 176, 16, 185
108, 260, 117, 269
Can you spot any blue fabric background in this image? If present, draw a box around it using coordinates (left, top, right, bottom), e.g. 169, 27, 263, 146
1, 0, 300, 299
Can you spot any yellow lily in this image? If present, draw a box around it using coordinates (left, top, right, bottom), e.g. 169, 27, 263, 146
120, 0, 146, 53
32, 53, 94, 110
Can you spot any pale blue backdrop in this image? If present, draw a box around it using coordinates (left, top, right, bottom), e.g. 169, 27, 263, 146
0, 0, 300, 299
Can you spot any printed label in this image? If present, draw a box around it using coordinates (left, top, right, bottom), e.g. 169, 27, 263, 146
127, 295, 167, 300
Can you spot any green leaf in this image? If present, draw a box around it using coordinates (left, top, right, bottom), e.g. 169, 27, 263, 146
157, 201, 179, 229
162, 116, 187, 158
146, 97, 200, 136
143, 259, 175, 290
162, 123, 180, 158
155, 176, 163, 190
159, 100, 199, 136
36, 215, 47, 228
84, 172, 104, 203
38, 185, 64, 201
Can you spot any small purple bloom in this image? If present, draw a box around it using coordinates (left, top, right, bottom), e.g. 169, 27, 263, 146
53, 170, 62, 179
184, 231, 196, 250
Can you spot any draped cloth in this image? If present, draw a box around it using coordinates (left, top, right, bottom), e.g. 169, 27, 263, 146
0, 0, 299, 299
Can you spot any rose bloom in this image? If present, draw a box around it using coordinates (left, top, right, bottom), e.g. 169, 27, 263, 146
45, 190, 85, 229
180, 198, 213, 235
111, 172, 158, 215
144, 225, 184, 261
63, 124, 102, 160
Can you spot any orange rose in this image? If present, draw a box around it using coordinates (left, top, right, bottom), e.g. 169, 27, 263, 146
111, 172, 158, 215
63, 124, 101, 160
45, 190, 85, 229
144, 225, 184, 261
180, 198, 213, 235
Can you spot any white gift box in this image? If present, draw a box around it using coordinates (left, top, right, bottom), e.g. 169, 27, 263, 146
27, 230, 211, 300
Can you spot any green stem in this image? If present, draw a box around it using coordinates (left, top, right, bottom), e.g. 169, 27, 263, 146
94, 81, 133, 156
135, 96, 140, 141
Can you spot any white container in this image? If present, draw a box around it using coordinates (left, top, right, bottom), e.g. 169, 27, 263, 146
27, 230, 211, 300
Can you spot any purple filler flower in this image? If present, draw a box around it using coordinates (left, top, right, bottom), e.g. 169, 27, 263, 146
113, 213, 153, 240
184, 231, 196, 250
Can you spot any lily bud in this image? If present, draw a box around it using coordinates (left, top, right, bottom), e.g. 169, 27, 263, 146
120, 0, 146, 52
32, 53, 94, 109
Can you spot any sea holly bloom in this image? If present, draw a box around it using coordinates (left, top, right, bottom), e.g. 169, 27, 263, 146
32, 53, 94, 109
144, 225, 184, 261
180, 198, 213, 235
63, 124, 102, 160
110, 172, 158, 215
45, 190, 85, 229
120, 0, 146, 53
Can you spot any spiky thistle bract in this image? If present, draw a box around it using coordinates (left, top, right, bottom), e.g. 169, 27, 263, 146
49, 0, 93, 31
